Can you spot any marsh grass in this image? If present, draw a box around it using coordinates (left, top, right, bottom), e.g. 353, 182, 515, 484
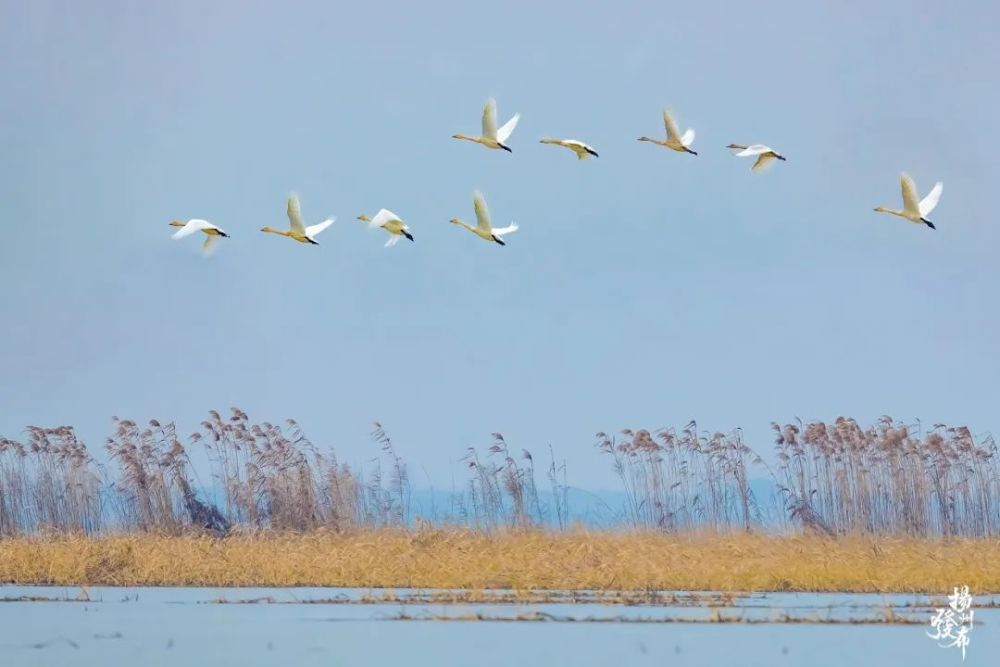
2, 409, 999, 539
1, 531, 998, 592
771, 417, 1000, 536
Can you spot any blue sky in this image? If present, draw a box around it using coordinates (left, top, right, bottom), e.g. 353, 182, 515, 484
2, 1, 998, 489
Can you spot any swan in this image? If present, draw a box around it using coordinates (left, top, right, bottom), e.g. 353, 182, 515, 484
358, 209, 414, 247
874, 173, 943, 230
169, 219, 230, 255
449, 190, 518, 246
452, 98, 520, 152
726, 143, 786, 172
637, 110, 697, 155
539, 138, 599, 159
260, 193, 334, 245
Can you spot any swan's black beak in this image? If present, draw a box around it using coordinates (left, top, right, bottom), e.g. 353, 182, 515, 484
403, 231, 414, 242
500, 144, 512, 153
922, 219, 936, 230
777, 155, 787, 161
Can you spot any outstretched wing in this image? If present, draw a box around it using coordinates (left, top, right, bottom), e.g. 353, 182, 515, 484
369, 208, 400, 229
172, 219, 212, 239
752, 153, 777, 173
287, 193, 306, 234
919, 182, 943, 217
491, 222, 518, 237
482, 98, 498, 139
306, 217, 335, 237
679, 128, 695, 147
384, 234, 401, 248
473, 190, 492, 232
496, 113, 520, 143
202, 234, 220, 256
900, 173, 921, 215
663, 110, 681, 140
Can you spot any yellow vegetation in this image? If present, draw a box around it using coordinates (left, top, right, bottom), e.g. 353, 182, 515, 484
2, 530, 998, 592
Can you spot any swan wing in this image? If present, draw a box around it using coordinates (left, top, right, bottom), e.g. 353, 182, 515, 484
919, 182, 943, 217
306, 217, 335, 237
751, 153, 777, 173
680, 128, 695, 147
482, 98, 498, 139
662, 110, 681, 140
473, 190, 492, 232
496, 113, 520, 143
171, 219, 213, 239
287, 193, 306, 234
384, 234, 401, 248
369, 208, 400, 229
736, 144, 770, 157
202, 234, 220, 256
900, 173, 921, 216
492, 222, 519, 237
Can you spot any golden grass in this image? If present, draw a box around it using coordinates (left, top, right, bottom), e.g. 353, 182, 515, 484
1, 530, 998, 593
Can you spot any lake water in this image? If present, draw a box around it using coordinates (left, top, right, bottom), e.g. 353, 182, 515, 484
0, 586, 995, 666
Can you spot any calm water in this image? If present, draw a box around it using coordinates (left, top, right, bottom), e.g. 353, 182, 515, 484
0, 586, 995, 666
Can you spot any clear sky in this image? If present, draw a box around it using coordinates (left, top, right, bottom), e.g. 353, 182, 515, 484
2, 1, 998, 489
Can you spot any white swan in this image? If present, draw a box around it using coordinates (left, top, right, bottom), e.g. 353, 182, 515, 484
169, 219, 230, 255
638, 110, 696, 155
261, 193, 335, 244
452, 98, 520, 152
539, 138, 599, 159
726, 143, 786, 172
449, 190, 518, 246
874, 173, 943, 230
358, 209, 414, 247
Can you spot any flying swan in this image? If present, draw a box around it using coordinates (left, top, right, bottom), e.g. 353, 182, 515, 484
358, 209, 414, 247
874, 173, 943, 230
450, 190, 518, 246
452, 98, 520, 152
726, 144, 786, 172
261, 193, 335, 244
638, 110, 697, 155
539, 138, 599, 159
169, 219, 230, 255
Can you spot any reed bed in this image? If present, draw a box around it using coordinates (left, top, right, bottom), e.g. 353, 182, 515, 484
1, 530, 997, 592
1, 409, 999, 538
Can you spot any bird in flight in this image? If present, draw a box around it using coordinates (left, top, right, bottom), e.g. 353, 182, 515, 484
540, 137, 599, 160
638, 110, 697, 155
450, 190, 518, 246
452, 98, 520, 152
260, 193, 335, 245
726, 144, 786, 172
169, 219, 230, 256
874, 173, 943, 230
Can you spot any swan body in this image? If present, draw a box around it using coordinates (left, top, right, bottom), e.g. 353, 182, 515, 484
452, 98, 520, 152
874, 173, 943, 230
727, 143, 786, 172
539, 138, 599, 159
450, 190, 518, 246
358, 209, 413, 247
638, 110, 697, 155
169, 219, 230, 255
261, 193, 334, 245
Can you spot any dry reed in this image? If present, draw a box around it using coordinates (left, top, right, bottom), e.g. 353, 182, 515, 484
1, 530, 997, 592
2, 410, 998, 538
